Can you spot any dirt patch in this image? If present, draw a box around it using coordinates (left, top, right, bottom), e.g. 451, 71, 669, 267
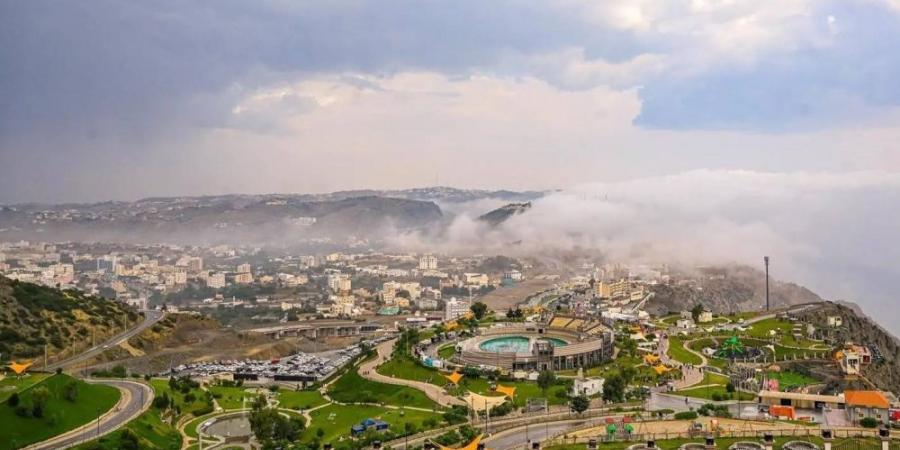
478, 277, 557, 311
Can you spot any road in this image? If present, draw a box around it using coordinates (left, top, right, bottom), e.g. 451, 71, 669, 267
47, 309, 165, 371
24, 379, 153, 450
358, 338, 466, 406
485, 419, 588, 450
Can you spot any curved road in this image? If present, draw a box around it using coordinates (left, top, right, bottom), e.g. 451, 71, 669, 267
359, 339, 466, 406
47, 309, 165, 371
24, 379, 154, 450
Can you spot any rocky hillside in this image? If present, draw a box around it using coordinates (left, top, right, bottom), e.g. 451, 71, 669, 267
647, 265, 823, 315
797, 302, 900, 395
0, 276, 139, 359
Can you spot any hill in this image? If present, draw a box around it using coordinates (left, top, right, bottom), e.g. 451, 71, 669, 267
0, 276, 139, 360
0, 194, 445, 245
477, 202, 532, 226
647, 265, 823, 315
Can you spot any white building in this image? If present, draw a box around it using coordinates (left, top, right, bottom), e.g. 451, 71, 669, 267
207, 272, 226, 289
463, 273, 489, 287
236, 263, 251, 274
418, 254, 438, 270
503, 270, 523, 282
444, 297, 471, 321
572, 377, 604, 397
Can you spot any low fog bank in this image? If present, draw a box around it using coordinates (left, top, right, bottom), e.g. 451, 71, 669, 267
391, 170, 900, 334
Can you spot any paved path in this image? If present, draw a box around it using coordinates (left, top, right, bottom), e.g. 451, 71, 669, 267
48, 310, 165, 371
359, 339, 465, 406
486, 419, 589, 450
658, 335, 705, 390
24, 379, 153, 450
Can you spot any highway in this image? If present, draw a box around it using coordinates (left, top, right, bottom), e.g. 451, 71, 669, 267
47, 309, 165, 371
24, 379, 154, 450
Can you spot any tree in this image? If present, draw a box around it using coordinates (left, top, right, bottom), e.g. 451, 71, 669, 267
537, 370, 557, 393
570, 395, 590, 415
64, 381, 79, 402
602, 374, 626, 404
691, 304, 705, 323
470, 302, 488, 320
8, 392, 19, 407
31, 386, 50, 418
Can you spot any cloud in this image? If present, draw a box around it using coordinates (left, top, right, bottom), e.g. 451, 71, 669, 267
391, 170, 900, 333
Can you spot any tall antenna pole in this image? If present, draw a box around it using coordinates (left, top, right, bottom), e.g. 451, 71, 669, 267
764, 256, 770, 311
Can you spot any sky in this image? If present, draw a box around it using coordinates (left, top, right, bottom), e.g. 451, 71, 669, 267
2, 1, 900, 328
2, 0, 900, 203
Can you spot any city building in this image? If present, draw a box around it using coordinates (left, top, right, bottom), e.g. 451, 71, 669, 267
444, 297, 471, 321
418, 254, 438, 270
234, 272, 253, 284
572, 377, 604, 397
845, 391, 891, 424
207, 272, 226, 288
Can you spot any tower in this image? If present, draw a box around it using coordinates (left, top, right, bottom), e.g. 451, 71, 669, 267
764, 256, 770, 311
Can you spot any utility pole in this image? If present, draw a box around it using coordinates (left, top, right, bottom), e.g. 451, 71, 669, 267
764, 256, 770, 311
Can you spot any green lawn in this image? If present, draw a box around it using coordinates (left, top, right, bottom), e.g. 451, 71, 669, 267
666, 336, 703, 365
376, 355, 445, 386
72, 408, 182, 450
329, 364, 440, 409
673, 385, 755, 401
0, 372, 51, 402
0, 374, 121, 450
148, 378, 213, 418
766, 370, 820, 389
455, 377, 570, 407
278, 389, 328, 410
438, 344, 456, 360
302, 403, 443, 444
208, 385, 252, 410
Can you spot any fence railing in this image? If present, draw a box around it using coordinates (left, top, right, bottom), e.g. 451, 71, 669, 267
544, 427, 885, 447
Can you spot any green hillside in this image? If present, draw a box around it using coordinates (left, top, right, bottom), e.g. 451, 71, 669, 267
0, 373, 120, 450
0, 276, 139, 359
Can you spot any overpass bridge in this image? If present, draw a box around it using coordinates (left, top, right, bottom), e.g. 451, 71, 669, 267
244, 320, 383, 339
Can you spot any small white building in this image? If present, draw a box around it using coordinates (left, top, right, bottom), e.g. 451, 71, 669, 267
572, 377, 604, 397
675, 318, 696, 330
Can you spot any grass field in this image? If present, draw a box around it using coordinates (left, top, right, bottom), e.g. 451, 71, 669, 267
666, 336, 703, 365
438, 344, 456, 360
673, 385, 755, 401
278, 389, 328, 410
454, 377, 570, 407
72, 408, 182, 450
208, 385, 252, 410
0, 374, 121, 450
329, 364, 439, 409
148, 378, 213, 418
302, 403, 443, 444
376, 355, 445, 386
766, 370, 819, 389
0, 372, 51, 402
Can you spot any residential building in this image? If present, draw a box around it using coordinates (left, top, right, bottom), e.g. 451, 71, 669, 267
572, 377, 604, 397
418, 254, 438, 270
207, 272, 226, 289
236, 263, 251, 274
234, 272, 253, 284
845, 391, 891, 424
444, 297, 471, 321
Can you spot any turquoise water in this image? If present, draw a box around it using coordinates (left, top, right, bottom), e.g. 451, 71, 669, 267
479, 336, 567, 353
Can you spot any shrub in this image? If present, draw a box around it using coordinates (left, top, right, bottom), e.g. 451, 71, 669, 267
860, 417, 880, 428
674, 411, 699, 420
8, 392, 19, 407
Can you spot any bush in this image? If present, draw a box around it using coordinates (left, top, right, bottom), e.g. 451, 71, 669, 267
674, 411, 699, 420
860, 417, 880, 428
8, 392, 19, 407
